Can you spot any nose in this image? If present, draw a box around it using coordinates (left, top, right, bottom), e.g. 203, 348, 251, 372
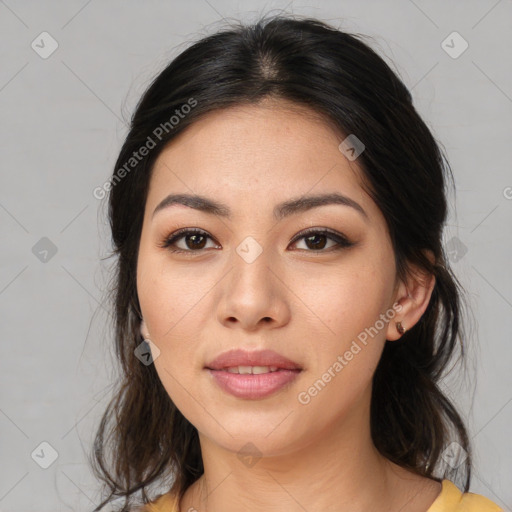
215, 240, 291, 331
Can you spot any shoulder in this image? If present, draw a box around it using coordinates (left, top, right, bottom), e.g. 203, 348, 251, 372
428, 479, 503, 512
137, 491, 179, 512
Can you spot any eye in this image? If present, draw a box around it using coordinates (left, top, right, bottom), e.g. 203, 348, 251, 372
158, 228, 219, 254
159, 227, 355, 255
289, 228, 355, 252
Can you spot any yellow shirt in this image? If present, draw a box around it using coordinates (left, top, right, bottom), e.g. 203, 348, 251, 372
142, 479, 503, 511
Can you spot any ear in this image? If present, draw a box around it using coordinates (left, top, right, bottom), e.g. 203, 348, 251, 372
386, 250, 436, 341
140, 318, 149, 340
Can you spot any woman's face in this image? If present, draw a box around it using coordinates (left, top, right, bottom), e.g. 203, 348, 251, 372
137, 100, 405, 457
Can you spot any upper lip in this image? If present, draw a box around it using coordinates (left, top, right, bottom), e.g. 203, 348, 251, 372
205, 349, 302, 371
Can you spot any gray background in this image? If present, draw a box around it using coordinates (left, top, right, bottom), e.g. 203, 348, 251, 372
1, 1, 511, 511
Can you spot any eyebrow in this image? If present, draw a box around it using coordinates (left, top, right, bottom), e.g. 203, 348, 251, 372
152, 192, 368, 222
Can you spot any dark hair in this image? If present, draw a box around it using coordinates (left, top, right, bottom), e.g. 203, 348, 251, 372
90, 13, 472, 511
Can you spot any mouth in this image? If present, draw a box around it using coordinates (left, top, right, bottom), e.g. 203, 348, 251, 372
205, 349, 302, 399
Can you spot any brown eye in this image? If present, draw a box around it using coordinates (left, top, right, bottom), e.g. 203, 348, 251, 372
303, 233, 330, 250
183, 233, 207, 250
159, 228, 219, 253
290, 229, 354, 252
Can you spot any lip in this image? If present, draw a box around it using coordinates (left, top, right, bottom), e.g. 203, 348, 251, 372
207, 369, 301, 399
205, 349, 303, 400
205, 349, 302, 371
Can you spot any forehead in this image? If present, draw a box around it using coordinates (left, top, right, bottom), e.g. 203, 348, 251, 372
147, 100, 375, 219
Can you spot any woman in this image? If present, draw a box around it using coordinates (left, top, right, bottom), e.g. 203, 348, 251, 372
91, 14, 503, 512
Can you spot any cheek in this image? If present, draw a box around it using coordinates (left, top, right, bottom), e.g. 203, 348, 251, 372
293, 273, 390, 417
296, 263, 391, 343
293, 259, 394, 399
137, 246, 212, 341
138, 274, 207, 368
137, 252, 216, 407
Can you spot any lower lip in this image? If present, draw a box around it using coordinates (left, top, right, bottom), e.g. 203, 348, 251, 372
206, 368, 301, 399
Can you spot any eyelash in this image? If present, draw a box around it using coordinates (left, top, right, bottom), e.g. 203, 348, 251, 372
158, 227, 355, 255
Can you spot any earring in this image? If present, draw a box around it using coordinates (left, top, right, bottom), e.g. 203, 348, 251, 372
396, 322, 406, 335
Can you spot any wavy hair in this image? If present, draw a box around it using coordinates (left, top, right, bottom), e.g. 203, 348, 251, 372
90, 14, 472, 511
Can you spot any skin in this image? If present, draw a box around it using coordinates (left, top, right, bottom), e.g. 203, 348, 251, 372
136, 98, 440, 512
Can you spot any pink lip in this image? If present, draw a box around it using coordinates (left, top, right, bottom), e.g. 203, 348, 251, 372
205, 349, 302, 400
205, 349, 302, 371
207, 369, 301, 399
